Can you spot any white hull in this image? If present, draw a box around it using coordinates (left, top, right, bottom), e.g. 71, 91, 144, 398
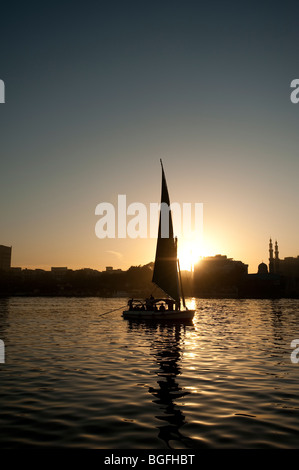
122, 309, 195, 321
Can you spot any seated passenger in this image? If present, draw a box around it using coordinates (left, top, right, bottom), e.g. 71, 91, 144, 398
146, 294, 155, 310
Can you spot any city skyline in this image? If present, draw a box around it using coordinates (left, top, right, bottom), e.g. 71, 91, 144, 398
1, 2, 299, 274
2, 236, 299, 276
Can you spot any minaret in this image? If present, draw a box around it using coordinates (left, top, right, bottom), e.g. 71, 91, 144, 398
269, 238, 274, 273
274, 240, 280, 273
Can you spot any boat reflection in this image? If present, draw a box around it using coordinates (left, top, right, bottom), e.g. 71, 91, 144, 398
126, 320, 194, 448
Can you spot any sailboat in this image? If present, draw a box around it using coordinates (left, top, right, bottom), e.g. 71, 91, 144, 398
122, 160, 195, 321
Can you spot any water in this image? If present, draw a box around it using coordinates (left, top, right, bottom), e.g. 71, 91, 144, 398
0, 296, 299, 449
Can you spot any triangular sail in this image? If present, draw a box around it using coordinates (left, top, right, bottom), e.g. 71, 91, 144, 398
152, 160, 180, 302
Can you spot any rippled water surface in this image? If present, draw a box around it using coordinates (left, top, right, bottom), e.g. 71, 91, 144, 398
0, 297, 299, 448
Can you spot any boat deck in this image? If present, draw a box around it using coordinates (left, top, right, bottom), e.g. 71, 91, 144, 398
122, 309, 195, 320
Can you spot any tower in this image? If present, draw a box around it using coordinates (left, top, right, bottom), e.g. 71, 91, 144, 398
274, 240, 280, 273
0, 245, 11, 271
269, 238, 274, 274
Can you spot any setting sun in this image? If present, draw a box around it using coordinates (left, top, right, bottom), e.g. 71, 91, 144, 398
177, 240, 202, 271
177, 235, 217, 271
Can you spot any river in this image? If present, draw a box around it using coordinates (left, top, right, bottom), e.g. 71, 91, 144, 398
0, 296, 298, 448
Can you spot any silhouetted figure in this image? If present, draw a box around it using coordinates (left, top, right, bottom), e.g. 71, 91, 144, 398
146, 294, 155, 310
128, 298, 133, 310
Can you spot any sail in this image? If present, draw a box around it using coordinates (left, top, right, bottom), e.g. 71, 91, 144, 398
152, 161, 180, 302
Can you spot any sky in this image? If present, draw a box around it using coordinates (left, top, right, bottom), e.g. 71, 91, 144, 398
1, 0, 299, 273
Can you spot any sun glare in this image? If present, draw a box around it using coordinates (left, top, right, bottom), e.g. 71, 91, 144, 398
178, 241, 202, 271
177, 237, 216, 271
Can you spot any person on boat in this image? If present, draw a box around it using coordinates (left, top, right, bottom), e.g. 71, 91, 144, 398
146, 294, 155, 311
128, 298, 134, 310
159, 303, 165, 312
166, 299, 174, 311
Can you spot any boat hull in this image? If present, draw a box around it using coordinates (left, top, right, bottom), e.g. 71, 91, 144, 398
122, 309, 195, 321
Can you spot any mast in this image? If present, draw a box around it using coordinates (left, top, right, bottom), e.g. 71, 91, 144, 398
176, 242, 186, 309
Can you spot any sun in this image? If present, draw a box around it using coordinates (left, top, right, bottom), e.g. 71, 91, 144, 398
177, 240, 202, 271
177, 235, 216, 271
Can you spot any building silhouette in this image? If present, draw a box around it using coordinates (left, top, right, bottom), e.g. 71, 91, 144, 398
0, 245, 11, 271
2, 239, 299, 298
269, 238, 280, 274
257, 262, 268, 275
193, 254, 248, 297
268, 238, 299, 276
241, 239, 299, 298
266, 238, 299, 296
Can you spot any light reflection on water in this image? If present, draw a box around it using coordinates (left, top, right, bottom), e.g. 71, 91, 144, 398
0, 297, 299, 448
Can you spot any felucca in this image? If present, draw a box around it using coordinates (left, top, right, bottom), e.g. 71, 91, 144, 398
123, 160, 195, 321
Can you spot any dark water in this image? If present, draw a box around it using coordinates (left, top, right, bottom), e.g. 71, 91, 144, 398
0, 297, 299, 449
